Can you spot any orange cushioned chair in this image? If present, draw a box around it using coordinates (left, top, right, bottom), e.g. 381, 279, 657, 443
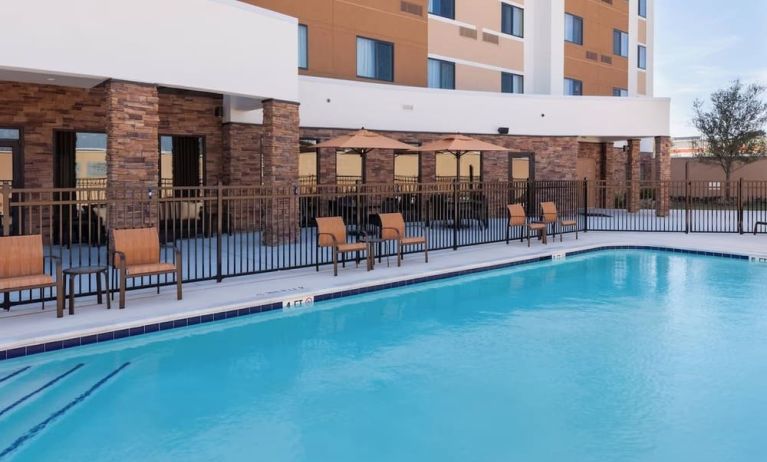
0, 235, 64, 317
538, 202, 578, 242
506, 204, 548, 247
315, 217, 368, 276
378, 213, 428, 267
112, 227, 182, 309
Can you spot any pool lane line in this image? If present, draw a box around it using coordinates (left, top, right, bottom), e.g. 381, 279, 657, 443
0, 367, 30, 385
0, 362, 130, 460
0, 364, 83, 419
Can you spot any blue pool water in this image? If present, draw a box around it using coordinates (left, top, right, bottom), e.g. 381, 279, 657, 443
0, 250, 766, 461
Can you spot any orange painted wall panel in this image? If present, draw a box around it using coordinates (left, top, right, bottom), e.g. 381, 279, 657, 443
246, 0, 428, 86
564, 0, 628, 96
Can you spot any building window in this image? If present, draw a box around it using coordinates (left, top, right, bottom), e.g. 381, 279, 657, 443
564, 13, 583, 45
0, 129, 19, 140
357, 37, 394, 82
613, 88, 628, 97
564, 78, 583, 96
638, 45, 647, 70
501, 72, 524, 94
639, 0, 647, 18
501, 4, 524, 38
613, 29, 628, 57
429, 0, 455, 19
298, 24, 308, 69
428, 58, 455, 89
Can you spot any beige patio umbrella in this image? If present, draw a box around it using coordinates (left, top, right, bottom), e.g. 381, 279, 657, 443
416, 134, 508, 181
314, 129, 415, 184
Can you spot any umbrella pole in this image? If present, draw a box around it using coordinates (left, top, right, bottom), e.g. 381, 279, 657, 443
358, 149, 367, 237
453, 151, 461, 249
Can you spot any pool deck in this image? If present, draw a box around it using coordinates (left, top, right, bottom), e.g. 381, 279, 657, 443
1, 231, 765, 356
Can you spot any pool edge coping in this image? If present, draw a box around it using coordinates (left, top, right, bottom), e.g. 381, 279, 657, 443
0, 244, 756, 361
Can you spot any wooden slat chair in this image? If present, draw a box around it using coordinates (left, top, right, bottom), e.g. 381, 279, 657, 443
538, 202, 579, 242
112, 227, 182, 309
315, 217, 368, 276
506, 204, 547, 247
378, 212, 428, 267
0, 235, 64, 317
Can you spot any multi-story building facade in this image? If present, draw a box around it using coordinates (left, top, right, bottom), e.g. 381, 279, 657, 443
247, 0, 653, 96
0, 0, 669, 240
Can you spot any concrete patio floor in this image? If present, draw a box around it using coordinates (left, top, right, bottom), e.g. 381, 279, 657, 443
1, 231, 765, 353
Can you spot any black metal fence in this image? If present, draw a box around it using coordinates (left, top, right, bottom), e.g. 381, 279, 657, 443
1, 179, 765, 307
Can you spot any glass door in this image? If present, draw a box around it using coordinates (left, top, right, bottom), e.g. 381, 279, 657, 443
0, 129, 22, 235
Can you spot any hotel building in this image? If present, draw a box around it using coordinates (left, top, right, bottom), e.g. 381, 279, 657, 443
0, 0, 669, 234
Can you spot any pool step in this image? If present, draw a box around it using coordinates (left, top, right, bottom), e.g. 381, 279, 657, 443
0, 361, 130, 459
0, 366, 31, 386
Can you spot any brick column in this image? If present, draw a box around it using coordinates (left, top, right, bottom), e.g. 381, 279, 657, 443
221, 123, 263, 233
222, 123, 262, 187
317, 148, 337, 185
105, 80, 159, 230
261, 99, 300, 245
420, 151, 436, 183
655, 136, 672, 217
626, 139, 641, 213
365, 149, 394, 184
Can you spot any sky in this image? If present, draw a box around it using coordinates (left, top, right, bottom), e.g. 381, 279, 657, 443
654, 0, 767, 137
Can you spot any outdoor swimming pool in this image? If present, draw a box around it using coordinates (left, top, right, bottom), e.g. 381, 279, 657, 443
0, 250, 765, 461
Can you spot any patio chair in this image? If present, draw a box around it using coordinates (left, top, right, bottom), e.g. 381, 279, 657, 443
378, 212, 428, 267
112, 227, 182, 309
506, 204, 547, 247
538, 202, 578, 242
315, 217, 368, 276
0, 235, 64, 317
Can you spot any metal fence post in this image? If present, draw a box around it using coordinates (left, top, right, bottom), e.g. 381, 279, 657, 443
1, 183, 10, 236
738, 178, 744, 234
216, 181, 223, 282
583, 178, 589, 233
452, 179, 458, 250
685, 181, 691, 234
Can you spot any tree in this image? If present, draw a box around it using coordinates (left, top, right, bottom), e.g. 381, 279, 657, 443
692, 80, 767, 200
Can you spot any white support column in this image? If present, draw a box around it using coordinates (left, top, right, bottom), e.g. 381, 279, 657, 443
529, 0, 564, 95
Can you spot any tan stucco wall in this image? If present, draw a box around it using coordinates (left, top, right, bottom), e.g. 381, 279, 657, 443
428, 19, 524, 73
637, 71, 647, 95
564, 0, 629, 96
671, 158, 767, 182
638, 18, 647, 44
428, 0, 524, 92
246, 0, 429, 87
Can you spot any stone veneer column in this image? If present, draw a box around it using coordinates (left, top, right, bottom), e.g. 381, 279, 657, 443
317, 148, 337, 185
222, 123, 262, 186
105, 80, 159, 230
655, 136, 672, 217
261, 99, 300, 245
626, 139, 641, 213
365, 149, 394, 184
420, 151, 436, 183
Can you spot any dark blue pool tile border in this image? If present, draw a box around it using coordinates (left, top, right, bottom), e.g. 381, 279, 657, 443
0, 246, 750, 362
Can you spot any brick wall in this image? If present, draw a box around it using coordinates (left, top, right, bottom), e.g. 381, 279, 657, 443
0, 81, 106, 189
300, 128, 581, 182
158, 90, 224, 185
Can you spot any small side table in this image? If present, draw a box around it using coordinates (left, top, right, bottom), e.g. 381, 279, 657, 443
63, 266, 110, 315
360, 237, 388, 271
